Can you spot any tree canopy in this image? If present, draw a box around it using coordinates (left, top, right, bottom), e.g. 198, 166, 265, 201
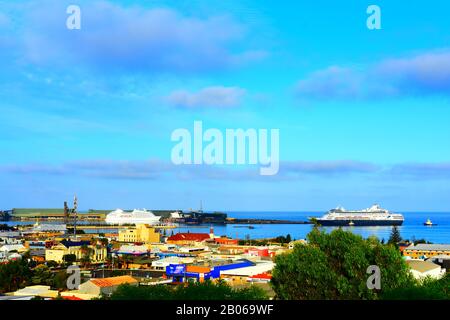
108, 280, 268, 300
388, 226, 402, 246
271, 227, 414, 300
0, 260, 32, 293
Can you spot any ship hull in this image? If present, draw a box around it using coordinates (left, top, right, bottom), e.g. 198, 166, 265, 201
316, 219, 403, 226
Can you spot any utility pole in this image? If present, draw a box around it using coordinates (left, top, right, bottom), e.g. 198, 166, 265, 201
73, 195, 78, 237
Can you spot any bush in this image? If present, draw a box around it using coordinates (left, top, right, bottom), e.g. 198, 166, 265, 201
109, 280, 268, 300
382, 274, 450, 300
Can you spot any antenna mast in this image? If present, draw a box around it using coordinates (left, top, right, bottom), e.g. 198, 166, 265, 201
73, 195, 78, 237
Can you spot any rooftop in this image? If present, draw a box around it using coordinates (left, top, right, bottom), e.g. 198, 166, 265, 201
406, 260, 442, 273
406, 244, 450, 251
89, 275, 138, 288
168, 233, 211, 242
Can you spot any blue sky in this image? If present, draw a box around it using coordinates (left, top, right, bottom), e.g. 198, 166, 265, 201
0, 0, 449, 211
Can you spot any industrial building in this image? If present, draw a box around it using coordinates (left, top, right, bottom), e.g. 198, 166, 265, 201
166, 259, 255, 283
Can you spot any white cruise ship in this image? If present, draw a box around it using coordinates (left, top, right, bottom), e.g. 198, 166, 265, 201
105, 209, 161, 225
314, 204, 404, 226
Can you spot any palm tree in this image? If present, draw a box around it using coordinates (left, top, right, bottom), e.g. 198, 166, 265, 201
80, 244, 93, 268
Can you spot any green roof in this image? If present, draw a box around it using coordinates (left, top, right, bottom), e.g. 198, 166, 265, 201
12, 208, 65, 216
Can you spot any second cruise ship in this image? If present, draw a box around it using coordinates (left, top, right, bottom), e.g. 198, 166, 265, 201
105, 209, 161, 225
314, 204, 404, 226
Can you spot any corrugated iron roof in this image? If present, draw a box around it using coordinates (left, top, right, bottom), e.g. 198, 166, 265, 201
406, 244, 450, 251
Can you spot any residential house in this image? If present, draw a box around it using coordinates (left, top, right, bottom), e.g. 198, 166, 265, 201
45, 240, 107, 264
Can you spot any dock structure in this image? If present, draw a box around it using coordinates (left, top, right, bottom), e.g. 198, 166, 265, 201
65, 224, 177, 231
9, 208, 107, 221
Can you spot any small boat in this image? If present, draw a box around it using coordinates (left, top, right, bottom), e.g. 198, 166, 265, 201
424, 219, 436, 226
233, 225, 255, 229
348, 221, 355, 226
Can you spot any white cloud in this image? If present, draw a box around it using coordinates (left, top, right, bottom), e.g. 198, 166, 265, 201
295, 50, 450, 100
18, 1, 263, 74
166, 86, 246, 108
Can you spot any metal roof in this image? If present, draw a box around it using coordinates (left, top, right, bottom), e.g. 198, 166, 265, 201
406, 244, 450, 251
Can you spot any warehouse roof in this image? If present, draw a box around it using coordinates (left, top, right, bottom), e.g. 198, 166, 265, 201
12, 208, 64, 216
405, 244, 450, 251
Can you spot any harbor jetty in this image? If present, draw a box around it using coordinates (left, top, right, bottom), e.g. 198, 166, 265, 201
2, 208, 311, 225
225, 218, 310, 225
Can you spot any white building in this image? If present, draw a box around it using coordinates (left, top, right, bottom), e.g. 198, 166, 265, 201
220, 261, 275, 277
0, 244, 27, 253
116, 244, 148, 255
406, 260, 446, 280
151, 256, 195, 271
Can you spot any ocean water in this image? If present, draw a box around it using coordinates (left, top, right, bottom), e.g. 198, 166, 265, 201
4, 211, 450, 243
176, 211, 450, 244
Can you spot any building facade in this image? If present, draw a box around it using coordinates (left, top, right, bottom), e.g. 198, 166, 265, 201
45, 240, 107, 263
403, 244, 450, 259
118, 224, 160, 243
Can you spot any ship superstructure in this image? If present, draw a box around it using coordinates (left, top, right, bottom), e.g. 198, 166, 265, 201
315, 204, 404, 226
105, 209, 161, 225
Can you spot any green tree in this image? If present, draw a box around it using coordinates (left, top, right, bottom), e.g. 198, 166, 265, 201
63, 254, 77, 265
412, 239, 432, 245
271, 227, 414, 300
108, 281, 267, 300
31, 264, 54, 286
98, 238, 109, 246
46, 260, 59, 268
80, 244, 93, 267
388, 226, 402, 246
382, 273, 449, 300
0, 260, 32, 293
53, 270, 69, 290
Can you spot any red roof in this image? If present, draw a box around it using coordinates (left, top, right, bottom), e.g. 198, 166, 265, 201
250, 273, 272, 280
168, 233, 211, 242
62, 296, 84, 301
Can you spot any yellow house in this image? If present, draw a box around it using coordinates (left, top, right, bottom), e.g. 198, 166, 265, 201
403, 244, 450, 259
45, 240, 107, 263
118, 224, 160, 243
